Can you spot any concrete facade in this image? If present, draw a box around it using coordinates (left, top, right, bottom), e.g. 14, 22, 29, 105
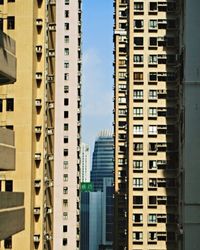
180, 0, 200, 249
54, 0, 81, 249
114, 0, 179, 249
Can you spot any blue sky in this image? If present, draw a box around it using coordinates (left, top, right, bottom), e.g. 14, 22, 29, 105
82, 0, 113, 153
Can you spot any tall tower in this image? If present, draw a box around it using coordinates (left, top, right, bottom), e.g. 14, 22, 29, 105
114, 0, 179, 249
91, 130, 114, 192
54, 0, 81, 249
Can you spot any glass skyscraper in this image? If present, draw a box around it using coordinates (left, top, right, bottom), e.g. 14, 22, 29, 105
91, 130, 114, 192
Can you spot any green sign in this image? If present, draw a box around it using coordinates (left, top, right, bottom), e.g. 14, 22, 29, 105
81, 182, 93, 192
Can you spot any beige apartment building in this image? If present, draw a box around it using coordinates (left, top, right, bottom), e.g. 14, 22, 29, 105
0, 29, 24, 248
114, 0, 179, 249
0, 0, 81, 249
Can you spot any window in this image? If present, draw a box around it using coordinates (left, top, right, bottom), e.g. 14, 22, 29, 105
8, 0, 15, 2
64, 111, 68, 118
133, 160, 143, 170
149, 90, 157, 100
133, 90, 143, 99
65, 0, 69, 4
134, 72, 143, 81
4, 237, 12, 249
63, 225, 67, 232
133, 125, 143, 135
133, 143, 143, 152
133, 108, 143, 117
63, 199, 68, 206
63, 174, 68, 182
63, 136, 68, 143
134, 55, 143, 63
63, 212, 68, 220
149, 72, 157, 81
118, 84, 126, 90
119, 60, 126, 66
118, 97, 126, 104
149, 196, 157, 205
134, 20, 144, 29
64, 61, 69, 68
149, 37, 157, 46
63, 187, 68, 194
64, 123, 68, 131
64, 85, 69, 93
0, 99, 2, 112
5, 180, 13, 192
148, 214, 157, 223
133, 196, 143, 205
149, 232, 157, 241
149, 160, 157, 170
6, 98, 14, 111
149, 55, 157, 64
64, 73, 69, 80
133, 178, 143, 188
63, 98, 69, 106
118, 72, 126, 79
134, 37, 143, 46
63, 161, 68, 169
149, 20, 157, 29
149, 143, 157, 152
134, 2, 143, 11
119, 109, 126, 115
133, 214, 143, 223
64, 48, 69, 55
0, 0, 3, 5
7, 16, 15, 29
149, 108, 157, 117
65, 10, 69, 18
149, 178, 157, 188
65, 23, 69, 30
64, 149, 68, 156
149, 125, 157, 135
133, 232, 143, 240
64, 35, 69, 43
149, 2, 157, 11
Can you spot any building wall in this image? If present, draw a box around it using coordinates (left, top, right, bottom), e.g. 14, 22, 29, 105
54, 0, 81, 249
181, 0, 200, 249
0, 0, 55, 249
114, 0, 179, 249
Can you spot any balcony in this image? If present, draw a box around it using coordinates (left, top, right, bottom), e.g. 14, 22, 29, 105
0, 31, 16, 84
0, 192, 24, 240
0, 128, 15, 171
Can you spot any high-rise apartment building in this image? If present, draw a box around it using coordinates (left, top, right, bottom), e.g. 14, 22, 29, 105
0, 29, 25, 248
54, 0, 81, 249
114, 0, 179, 249
0, 0, 81, 249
